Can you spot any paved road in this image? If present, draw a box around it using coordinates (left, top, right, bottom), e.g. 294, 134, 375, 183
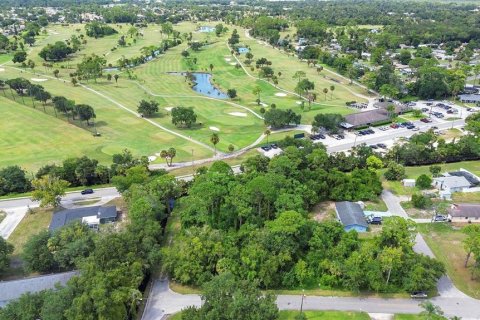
0, 271, 76, 307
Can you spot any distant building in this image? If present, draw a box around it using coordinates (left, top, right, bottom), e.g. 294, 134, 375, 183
340, 103, 409, 129
458, 94, 480, 104
49, 206, 118, 231
335, 201, 368, 232
448, 203, 480, 223
433, 169, 480, 199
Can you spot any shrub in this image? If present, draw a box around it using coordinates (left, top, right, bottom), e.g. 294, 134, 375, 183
416, 174, 432, 189
411, 193, 432, 209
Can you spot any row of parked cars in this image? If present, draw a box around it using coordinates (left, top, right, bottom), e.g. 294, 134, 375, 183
369, 143, 387, 149
260, 144, 279, 152
310, 134, 326, 140
357, 128, 375, 135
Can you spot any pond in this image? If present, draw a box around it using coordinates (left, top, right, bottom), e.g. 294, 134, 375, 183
237, 47, 249, 53
199, 26, 215, 33
168, 72, 228, 99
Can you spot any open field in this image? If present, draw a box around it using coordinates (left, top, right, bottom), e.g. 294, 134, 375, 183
0, 21, 371, 169
417, 223, 480, 299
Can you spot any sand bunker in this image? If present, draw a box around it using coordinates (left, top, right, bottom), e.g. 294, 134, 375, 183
209, 126, 220, 131
148, 156, 157, 162
229, 62, 237, 66
260, 102, 268, 107
225, 58, 232, 62
31, 78, 48, 82
296, 101, 302, 105
275, 92, 287, 97
164, 107, 173, 111
0, 68, 4, 72
228, 112, 247, 117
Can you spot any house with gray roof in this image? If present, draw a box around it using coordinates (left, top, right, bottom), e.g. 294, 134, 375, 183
448, 203, 480, 223
49, 206, 118, 231
433, 168, 480, 199
459, 94, 480, 104
335, 201, 368, 232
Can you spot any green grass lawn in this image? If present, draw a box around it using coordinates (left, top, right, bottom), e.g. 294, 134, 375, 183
417, 223, 480, 299
168, 311, 371, 320
393, 315, 423, 320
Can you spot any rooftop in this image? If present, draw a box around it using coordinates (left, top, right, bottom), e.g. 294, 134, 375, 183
434, 176, 471, 189
335, 201, 368, 228
449, 204, 480, 218
49, 206, 117, 231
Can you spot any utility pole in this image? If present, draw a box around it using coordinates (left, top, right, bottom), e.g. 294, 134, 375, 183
300, 289, 305, 314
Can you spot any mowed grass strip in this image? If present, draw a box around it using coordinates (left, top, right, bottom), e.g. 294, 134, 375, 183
168, 311, 371, 320
417, 223, 480, 299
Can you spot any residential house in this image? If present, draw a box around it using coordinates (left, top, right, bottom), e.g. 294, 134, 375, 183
335, 201, 368, 232
433, 169, 480, 199
459, 94, 480, 104
448, 203, 480, 223
49, 206, 118, 231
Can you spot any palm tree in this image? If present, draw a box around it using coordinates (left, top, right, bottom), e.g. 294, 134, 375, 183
330, 85, 335, 99
253, 86, 262, 104
0, 80, 6, 97
210, 132, 220, 155
316, 66, 323, 75
323, 88, 328, 100
420, 301, 444, 320
209, 63, 214, 73
264, 129, 271, 144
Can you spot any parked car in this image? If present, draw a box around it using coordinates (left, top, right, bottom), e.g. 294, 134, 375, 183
421, 107, 429, 112
271, 144, 278, 149
412, 127, 420, 131
318, 134, 326, 139
390, 123, 399, 129
369, 145, 378, 149
420, 118, 432, 123
370, 216, 383, 225
410, 292, 428, 299
377, 143, 387, 149
432, 215, 447, 222
261, 146, 271, 151
81, 189, 94, 195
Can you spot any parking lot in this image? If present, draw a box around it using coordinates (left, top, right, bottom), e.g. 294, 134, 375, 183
257, 100, 474, 157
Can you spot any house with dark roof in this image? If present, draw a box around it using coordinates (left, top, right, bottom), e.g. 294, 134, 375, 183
340, 103, 410, 129
335, 201, 368, 232
49, 206, 118, 231
448, 204, 480, 223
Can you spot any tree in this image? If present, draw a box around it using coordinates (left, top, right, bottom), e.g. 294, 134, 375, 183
227, 88, 237, 99
76, 104, 96, 125
312, 113, 344, 133
419, 301, 445, 320
228, 144, 235, 152
429, 165, 442, 178
465, 112, 480, 136
39, 41, 73, 61
384, 162, 406, 181
264, 109, 301, 129
398, 49, 412, 65
181, 273, 278, 320
160, 148, 177, 167
366, 155, 383, 171
253, 86, 262, 104
76, 54, 106, 82
12, 51, 27, 64
22, 230, 57, 272
0, 237, 13, 273
211, 133, 220, 155
411, 194, 432, 209
323, 87, 329, 100
462, 225, 480, 268
209, 63, 214, 73
265, 129, 271, 144
137, 100, 159, 117
330, 85, 335, 99
293, 70, 306, 83
0, 165, 30, 195
416, 174, 433, 189
295, 79, 315, 97
171, 106, 197, 128
53, 69, 59, 78
114, 74, 119, 84
31, 175, 69, 207
111, 166, 149, 193
386, 104, 396, 119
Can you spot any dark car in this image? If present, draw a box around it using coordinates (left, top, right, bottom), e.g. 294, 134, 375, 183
370, 216, 382, 225
261, 146, 271, 151
421, 107, 429, 112
410, 292, 428, 299
271, 144, 278, 149
318, 134, 326, 139
81, 189, 94, 195
377, 143, 387, 149
369, 144, 378, 149
420, 118, 432, 123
